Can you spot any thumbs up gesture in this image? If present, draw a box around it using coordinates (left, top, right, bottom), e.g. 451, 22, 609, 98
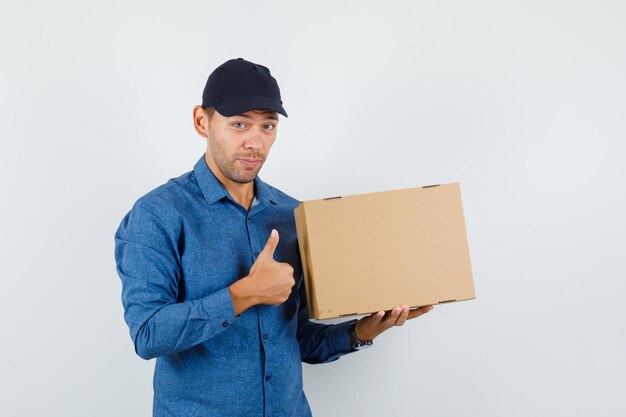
248, 229, 296, 305
228, 229, 296, 315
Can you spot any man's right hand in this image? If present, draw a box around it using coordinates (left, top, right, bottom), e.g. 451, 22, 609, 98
228, 229, 296, 316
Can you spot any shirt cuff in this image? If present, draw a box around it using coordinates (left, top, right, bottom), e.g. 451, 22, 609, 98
200, 286, 237, 337
326, 319, 359, 355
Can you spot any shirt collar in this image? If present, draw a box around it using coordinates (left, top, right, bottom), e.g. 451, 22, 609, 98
193, 153, 277, 207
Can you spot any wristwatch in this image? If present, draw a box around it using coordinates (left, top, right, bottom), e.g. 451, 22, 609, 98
348, 322, 373, 350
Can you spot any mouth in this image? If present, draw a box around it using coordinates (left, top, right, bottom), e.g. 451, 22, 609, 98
238, 158, 261, 168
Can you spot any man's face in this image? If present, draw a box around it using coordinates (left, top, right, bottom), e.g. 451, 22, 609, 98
206, 109, 278, 184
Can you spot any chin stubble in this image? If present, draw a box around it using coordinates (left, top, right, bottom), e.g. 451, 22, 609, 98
208, 135, 264, 184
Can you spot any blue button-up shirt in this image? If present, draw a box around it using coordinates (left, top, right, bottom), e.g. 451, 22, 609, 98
114, 154, 357, 417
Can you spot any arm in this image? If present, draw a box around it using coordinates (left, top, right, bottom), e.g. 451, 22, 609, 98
114, 203, 235, 360
291, 247, 434, 361
295, 292, 435, 363
295, 277, 358, 364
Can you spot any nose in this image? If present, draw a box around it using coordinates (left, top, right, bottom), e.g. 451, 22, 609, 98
243, 126, 264, 150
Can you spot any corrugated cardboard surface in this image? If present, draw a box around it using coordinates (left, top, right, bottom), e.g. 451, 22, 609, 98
294, 183, 475, 320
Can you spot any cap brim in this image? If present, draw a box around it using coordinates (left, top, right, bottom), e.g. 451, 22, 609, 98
213, 96, 288, 118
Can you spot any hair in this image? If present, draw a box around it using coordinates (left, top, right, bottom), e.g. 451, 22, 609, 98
204, 106, 216, 120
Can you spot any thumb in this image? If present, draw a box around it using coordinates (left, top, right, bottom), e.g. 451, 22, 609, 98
257, 229, 279, 261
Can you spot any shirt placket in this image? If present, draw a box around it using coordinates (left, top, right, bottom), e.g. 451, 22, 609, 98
245, 205, 275, 417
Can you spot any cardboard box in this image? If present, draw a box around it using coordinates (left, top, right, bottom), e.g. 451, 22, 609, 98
293, 183, 475, 320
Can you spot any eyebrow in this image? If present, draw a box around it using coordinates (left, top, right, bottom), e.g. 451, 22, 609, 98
235, 112, 279, 121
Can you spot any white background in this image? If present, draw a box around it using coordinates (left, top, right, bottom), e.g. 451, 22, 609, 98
1, 1, 625, 416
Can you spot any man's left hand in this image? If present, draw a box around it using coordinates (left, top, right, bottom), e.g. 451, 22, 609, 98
354, 305, 434, 342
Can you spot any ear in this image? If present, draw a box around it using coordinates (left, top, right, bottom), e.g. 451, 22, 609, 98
193, 105, 209, 138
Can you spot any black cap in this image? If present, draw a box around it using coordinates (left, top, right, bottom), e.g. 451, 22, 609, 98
201, 58, 288, 117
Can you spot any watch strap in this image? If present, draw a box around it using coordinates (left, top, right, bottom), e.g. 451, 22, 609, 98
348, 322, 373, 350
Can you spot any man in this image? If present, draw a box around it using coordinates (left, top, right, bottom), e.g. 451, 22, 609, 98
114, 57, 433, 417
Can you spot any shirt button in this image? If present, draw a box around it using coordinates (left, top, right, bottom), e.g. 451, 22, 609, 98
222, 321, 229, 328
262, 333, 268, 340
265, 375, 271, 382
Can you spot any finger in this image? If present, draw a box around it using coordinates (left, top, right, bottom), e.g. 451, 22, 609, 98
407, 305, 434, 320
381, 306, 403, 327
257, 229, 279, 261
366, 310, 385, 324
356, 311, 385, 340
273, 290, 293, 306
282, 289, 293, 301
360, 310, 384, 327
394, 305, 410, 326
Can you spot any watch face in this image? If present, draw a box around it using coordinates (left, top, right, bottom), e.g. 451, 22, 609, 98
356, 340, 373, 350
349, 322, 373, 350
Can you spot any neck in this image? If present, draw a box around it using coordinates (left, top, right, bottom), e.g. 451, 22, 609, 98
204, 154, 255, 210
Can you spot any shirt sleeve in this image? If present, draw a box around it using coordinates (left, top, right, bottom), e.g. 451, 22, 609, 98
294, 275, 358, 364
114, 201, 236, 360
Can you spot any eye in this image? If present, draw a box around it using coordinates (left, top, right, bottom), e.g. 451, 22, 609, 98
264, 124, 275, 131
233, 122, 246, 129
